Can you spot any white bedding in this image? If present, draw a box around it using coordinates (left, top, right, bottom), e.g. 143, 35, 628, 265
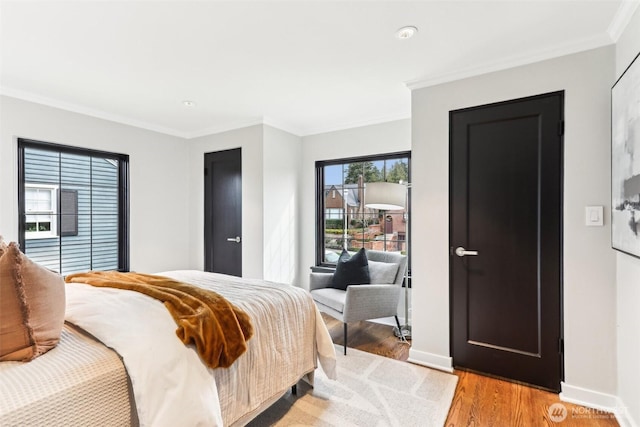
0, 323, 134, 427
64, 270, 336, 427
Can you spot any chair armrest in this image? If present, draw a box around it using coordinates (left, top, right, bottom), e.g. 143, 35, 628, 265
343, 284, 402, 323
310, 272, 334, 291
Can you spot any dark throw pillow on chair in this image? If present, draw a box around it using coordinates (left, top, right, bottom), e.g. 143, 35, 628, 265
331, 248, 370, 291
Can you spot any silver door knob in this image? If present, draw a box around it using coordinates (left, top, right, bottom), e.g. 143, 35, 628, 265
226, 236, 241, 243
455, 247, 478, 257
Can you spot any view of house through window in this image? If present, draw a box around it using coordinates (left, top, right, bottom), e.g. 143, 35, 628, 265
18, 139, 129, 275
317, 152, 410, 265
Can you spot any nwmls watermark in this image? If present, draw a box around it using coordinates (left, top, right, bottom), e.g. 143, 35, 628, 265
548, 403, 567, 422
547, 403, 626, 422
570, 406, 618, 420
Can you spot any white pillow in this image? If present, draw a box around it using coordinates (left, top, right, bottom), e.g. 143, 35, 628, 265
367, 260, 399, 284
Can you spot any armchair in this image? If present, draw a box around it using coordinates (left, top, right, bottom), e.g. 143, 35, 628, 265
310, 250, 408, 355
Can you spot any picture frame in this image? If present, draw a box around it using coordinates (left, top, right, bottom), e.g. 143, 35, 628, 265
612, 50, 640, 258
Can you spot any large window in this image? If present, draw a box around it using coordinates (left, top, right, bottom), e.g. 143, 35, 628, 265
18, 139, 129, 275
316, 152, 410, 266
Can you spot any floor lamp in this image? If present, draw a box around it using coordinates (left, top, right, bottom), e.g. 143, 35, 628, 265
364, 181, 411, 340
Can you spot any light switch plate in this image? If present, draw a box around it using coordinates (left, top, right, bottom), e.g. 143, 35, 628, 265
585, 206, 604, 226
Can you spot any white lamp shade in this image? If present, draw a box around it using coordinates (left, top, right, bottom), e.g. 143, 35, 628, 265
365, 182, 406, 210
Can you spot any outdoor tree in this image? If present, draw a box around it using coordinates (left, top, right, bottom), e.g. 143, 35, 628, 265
386, 161, 409, 183
344, 162, 382, 184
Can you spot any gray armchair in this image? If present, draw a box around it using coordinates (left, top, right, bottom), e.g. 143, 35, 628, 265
310, 250, 408, 355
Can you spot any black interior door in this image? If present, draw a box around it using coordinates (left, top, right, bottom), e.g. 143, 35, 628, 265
204, 148, 242, 276
450, 92, 563, 391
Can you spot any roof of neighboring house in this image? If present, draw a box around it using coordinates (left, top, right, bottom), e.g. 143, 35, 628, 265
325, 184, 360, 207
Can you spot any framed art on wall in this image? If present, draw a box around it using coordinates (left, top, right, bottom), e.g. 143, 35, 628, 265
612, 50, 640, 258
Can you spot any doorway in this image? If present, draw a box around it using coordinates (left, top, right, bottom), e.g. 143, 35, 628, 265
449, 91, 563, 391
204, 148, 242, 277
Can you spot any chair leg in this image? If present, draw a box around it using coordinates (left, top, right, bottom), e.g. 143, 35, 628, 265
394, 315, 407, 342
394, 315, 402, 331
343, 323, 347, 355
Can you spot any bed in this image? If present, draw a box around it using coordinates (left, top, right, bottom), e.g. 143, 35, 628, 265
0, 270, 337, 427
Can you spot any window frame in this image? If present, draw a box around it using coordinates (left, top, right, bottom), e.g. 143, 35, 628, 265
315, 151, 411, 268
17, 138, 130, 272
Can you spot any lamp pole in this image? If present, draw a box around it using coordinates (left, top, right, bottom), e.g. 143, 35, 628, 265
405, 181, 412, 339
393, 180, 411, 340
343, 189, 348, 251
364, 181, 411, 341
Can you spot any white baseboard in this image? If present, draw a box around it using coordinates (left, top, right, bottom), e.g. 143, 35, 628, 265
407, 348, 454, 373
614, 396, 639, 427
617, 411, 639, 427
560, 382, 634, 426
560, 382, 619, 410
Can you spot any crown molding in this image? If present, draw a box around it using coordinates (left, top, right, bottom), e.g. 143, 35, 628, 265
299, 112, 411, 137
262, 116, 305, 137
406, 32, 614, 91
1, 87, 273, 140
0, 86, 189, 138
185, 118, 267, 139
1, 87, 410, 140
608, 0, 640, 42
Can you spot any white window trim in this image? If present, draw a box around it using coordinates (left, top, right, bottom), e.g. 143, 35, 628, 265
25, 183, 58, 240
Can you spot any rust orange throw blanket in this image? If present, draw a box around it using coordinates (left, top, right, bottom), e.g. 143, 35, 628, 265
65, 271, 253, 369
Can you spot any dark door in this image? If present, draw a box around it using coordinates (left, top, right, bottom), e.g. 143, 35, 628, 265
204, 148, 242, 276
450, 91, 563, 391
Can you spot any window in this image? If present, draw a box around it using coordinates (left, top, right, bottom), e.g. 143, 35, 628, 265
325, 208, 343, 220
24, 184, 58, 239
24, 185, 79, 239
316, 152, 410, 266
18, 139, 129, 275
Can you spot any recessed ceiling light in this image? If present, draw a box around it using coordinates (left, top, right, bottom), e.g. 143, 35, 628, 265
182, 100, 196, 107
396, 26, 418, 40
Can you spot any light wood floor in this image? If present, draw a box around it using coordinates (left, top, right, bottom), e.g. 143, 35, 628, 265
321, 313, 619, 427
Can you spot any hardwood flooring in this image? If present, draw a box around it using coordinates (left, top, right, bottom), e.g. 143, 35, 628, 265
321, 313, 619, 427
322, 313, 410, 360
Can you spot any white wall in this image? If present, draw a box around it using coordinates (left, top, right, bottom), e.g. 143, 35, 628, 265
299, 119, 411, 289
0, 98, 304, 287
411, 47, 618, 407
187, 124, 303, 284
0, 96, 190, 272
263, 125, 302, 285
614, 6, 640, 426
187, 125, 264, 279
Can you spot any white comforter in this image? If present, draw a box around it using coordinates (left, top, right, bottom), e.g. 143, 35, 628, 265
65, 270, 336, 427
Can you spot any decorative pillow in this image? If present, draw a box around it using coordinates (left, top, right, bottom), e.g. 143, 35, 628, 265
0, 242, 65, 361
331, 248, 370, 291
0, 235, 6, 256
368, 260, 400, 284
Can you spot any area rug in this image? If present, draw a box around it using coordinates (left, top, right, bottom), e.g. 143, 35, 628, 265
248, 345, 458, 427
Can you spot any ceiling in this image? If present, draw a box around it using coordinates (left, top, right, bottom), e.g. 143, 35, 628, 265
1, 1, 637, 138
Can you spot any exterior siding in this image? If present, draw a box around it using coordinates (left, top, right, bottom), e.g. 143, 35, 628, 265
24, 147, 119, 274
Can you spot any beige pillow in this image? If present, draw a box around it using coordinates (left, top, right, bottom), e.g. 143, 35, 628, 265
0, 242, 65, 361
0, 235, 6, 256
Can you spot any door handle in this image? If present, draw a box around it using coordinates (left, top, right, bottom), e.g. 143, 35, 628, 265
455, 247, 478, 257
226, 236, 241, 243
